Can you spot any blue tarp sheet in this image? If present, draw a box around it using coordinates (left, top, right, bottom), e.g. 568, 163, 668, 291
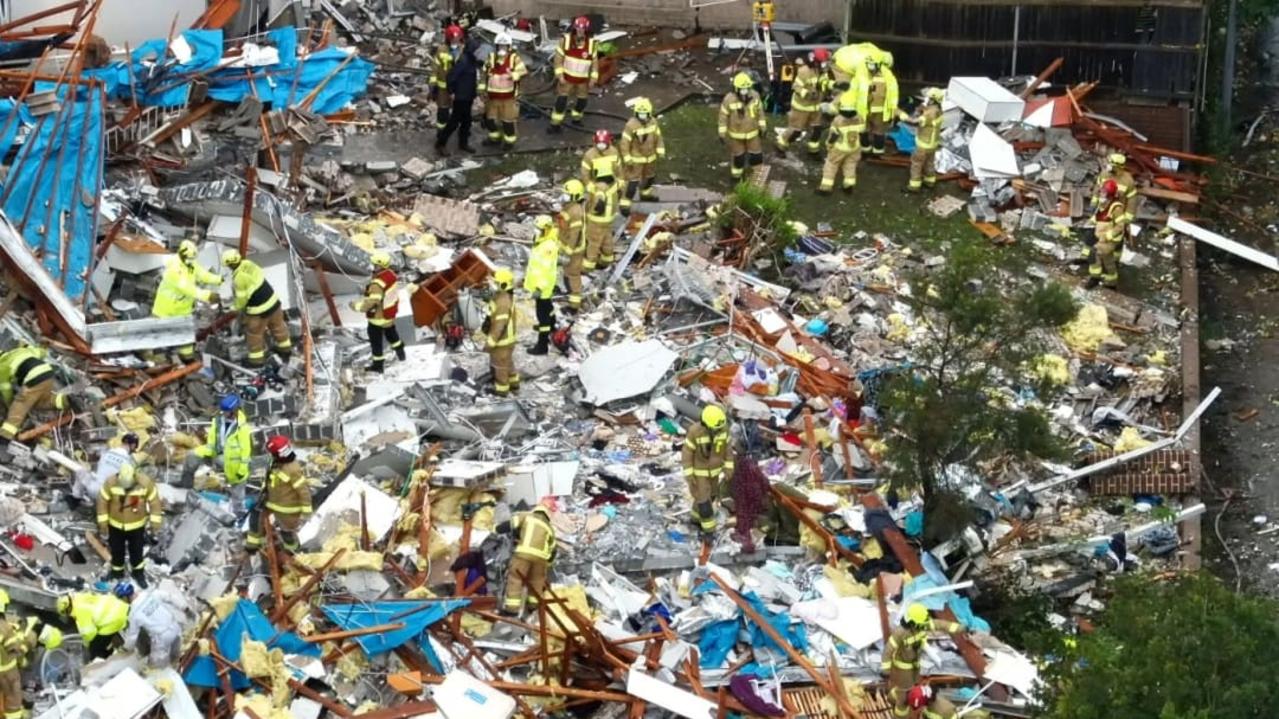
889, 124, 916, 154
0, 85, 103, 301
321, 600, 468, 671
184, 599, 320, 690
696, 591, 808, 669
912, 552, 993, 634
84, 28, 373, 114
698, 619, 739, 668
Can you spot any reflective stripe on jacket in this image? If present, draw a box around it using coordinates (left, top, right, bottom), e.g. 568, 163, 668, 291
523, 232, 560, 299
97, 473, 162, 530
152, 256, 219, 318
514, 512, 555, 561
790, 64, 822, 112
620, 118, 665, 164
580, 146, 622, 184
265, 460, 312, 515
486, 292, 516, 348
587, 183, 618, 225
231, 259, 280, 316
557, 204, 586, 254
718, 91, 766, 140
555, 36, 597, 82
828, 114, 865, 153
0, 347, 52, 404
681, 422, 734, 478
195, 410, 253, 484
480, 53, 526, 97
915, 105, 943, 150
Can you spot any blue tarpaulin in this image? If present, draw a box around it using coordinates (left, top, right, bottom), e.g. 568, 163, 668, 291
84, 28, 373, 114
184, 599, 320, 691
913, 552, 992, 633
0, 84, 103, 301
698, 620, 739, 668
321, 600, 468, 671
696, 591, 807, 669
889, 123, 916, 154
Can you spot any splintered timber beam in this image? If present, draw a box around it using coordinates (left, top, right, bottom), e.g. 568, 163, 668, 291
303, 623, 406, 643
18, 360, 202, 440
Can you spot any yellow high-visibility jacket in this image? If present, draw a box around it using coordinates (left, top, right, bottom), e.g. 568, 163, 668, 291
195, 409, 253, 485
152, 256, 220, 318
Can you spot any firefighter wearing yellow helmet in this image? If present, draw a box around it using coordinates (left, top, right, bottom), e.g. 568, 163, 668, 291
883, 603, 966, 718
819, 91, 865, 194
718, 73, 767, 181
484, 267, 519, 396
222, 249, 293, 365
857, 50, 899, 155
151, 239, 223, 361
619, 97, 666, 213
349, 252, 405, 373
900, 87, 945, 192
682, 405, 734, 537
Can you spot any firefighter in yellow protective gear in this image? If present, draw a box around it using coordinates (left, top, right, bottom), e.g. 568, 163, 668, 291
151, 239, 222, 361
432, 24, 466, 130
549, 16, 598, 131
682, 405, 733, 536
97, 463, 161, 586
349, 252, 405, 374
819, 92, 864, 194
579, 129, 622, 188
57, 591, 129, 660
619, 98, 665, 213
779, 48, 831, 155
883, 603, 965, 718
902, 87, 945, 191
247, 435, 312, 554
222, 250, 293, 366
480, 33, 527, 149
190, 394, 254, 514
1087, 179, 1128, 290
0, 590, 28, 719
524, 217, 560, 356
0, 345, 74, 441
502, 505, 556, 615
485, 268, 519, 395
583, 174, 619, 272
857, 53, 899, 155
907, 684, 960, 719
1092, 152, 1137, 224
557, 180, 587, 310
719, 73, 766, 181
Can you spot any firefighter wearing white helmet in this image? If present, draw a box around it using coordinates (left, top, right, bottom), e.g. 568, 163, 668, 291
900, 87, 945, 192
484, 268, 519, 395
480, 33, 527, 149
222, 249, 293, 366
349, 252, 405, 373
718, 72, 767, 181
682, 404, 734, 536
151, 238, 222, 361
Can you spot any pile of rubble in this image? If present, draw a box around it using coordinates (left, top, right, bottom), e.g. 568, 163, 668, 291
0, 4, 1245, 719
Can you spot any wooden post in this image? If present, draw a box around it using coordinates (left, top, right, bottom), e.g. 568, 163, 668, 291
311, 261, 342, 326
238, 165, 257, 257
271, 548, 346, 624
803, 407, 822, 487
302, 623, 407, 643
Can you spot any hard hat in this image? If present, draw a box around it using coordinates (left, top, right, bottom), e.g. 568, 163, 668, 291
907, 684, 933, 709
811, 47, 831, 64
733, 72, 753, 90
1101, 178, 1119, 197
1108, 153, 1126, 166
564, 179, 585, 200
495, 32, 513, 47
701, 404, 727, 430
633, 97, 653, 116
444, 24, 464, 42
370, 252, 392, 268
177, 240, 198, 261
122, 432, 140, 448
117, 463, 136, 487
266, 435, 292, 458
0, 589, 9, 611
838, 92, 858, 113
593, 129, 613, 145
221, 249, 242, 268
493, 267, 514, 289
38, 625, 62, 650
534, 215, 554, 231
114, 582, 135, 601
906, 602, 930, 626
55, 596, 70, 616
219, 394, 241, 413
927, 87, 945, 102
573, 15, 591, 32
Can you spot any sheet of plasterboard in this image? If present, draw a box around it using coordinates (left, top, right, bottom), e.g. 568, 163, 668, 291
151, 667, 201, 719
105, 242, 169, 275
947, 77, 1025, 123
206, 215, 278, 252
435, 669, 516, 719
299, 476, 402, 547
969, 124, 1020, 179
433, 458, 507, 487
578, 339, 679, 405
983, 648, 1040, 697
505, 461, 579, 504
626, 669, 716, 719
792, 597, 883, 650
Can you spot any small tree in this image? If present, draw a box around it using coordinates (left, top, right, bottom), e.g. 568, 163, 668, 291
877, 239, 1077, 540
1039, 572, 1279, 719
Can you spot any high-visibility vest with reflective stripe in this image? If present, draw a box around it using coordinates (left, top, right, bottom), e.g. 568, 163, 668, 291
232, 260, 280, 316
557, 204, 586, 254
432, 44, 454, 89
620, 118, 665, 164
856, 70, 900, 122
915, 105, 943, 150
71, 593, 129, 640
829, 114, 865, 153
0, 347, 52, 404
514, 513, 555, 561
718, 92, 766, 140
557, 36, 596, 82
482, 54, 525, 97
152, 256, 218, 318
197, 410, 253, 484
581, 146, 621, 182
523, 233, 560, 299
97, 474, 162, 530
486, 292, 516, 348
365, 268, 399, 327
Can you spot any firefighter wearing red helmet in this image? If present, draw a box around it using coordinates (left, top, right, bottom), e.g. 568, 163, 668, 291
579, 129, 621, 270
778, 47, 832, 156
246, 436, 312, 555
549, 16, 599, 132
431, 24, 466, 131
1087, 178, 1128, 290
907, 684, 959, 718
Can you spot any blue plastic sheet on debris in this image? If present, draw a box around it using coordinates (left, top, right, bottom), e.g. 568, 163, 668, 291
83, 27, 373, 114
911, 553, 992, 634
903, 509, 925, 537
699, 619, 738, 668
697, 590, 808, 668
321, 599, 468, 671
889, 123, 916, 154
184, 599, 320, 691
0, 84, 103, 301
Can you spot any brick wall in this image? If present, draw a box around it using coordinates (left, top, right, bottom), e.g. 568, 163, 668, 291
1087, 449, 1197, 496
488, 0, 845, 31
